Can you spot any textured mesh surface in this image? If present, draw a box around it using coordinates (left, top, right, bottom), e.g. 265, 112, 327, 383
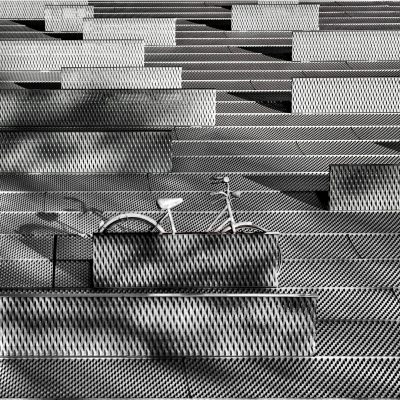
293, 77, 400, 114
330, 164, 400, 211
349, 233, 400, 258
93, 233, 280, 289
0, 40, 144, 70
293, 30, 400, 62
232, 4, 319, 31
54, 260, 91, 288
83, 18, 176, 46
61, 67, 182, 89
0, 294, 316, 357
0, 131, 172, 173
0, 89, 216, 127
45, 6, 94, 33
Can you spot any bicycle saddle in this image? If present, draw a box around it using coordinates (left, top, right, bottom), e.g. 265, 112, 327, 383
157, 197, 183, 210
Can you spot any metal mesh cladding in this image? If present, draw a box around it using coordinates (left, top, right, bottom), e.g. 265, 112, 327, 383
45, 6, 94, 33
0, 131, 172, 173
83, 18, 176, 46
330, 164, 400, 211
292, 78, 400, 114
61, 67, 182, 89
231, 4, 319, 31
0, 40, 144, 70
0, 90, 216, 127
92, 233, 280, 289
0, 1, 88, 19
292, 31, 400, 62
0, 294, 316, 357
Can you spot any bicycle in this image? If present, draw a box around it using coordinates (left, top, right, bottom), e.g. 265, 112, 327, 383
98, 176, 268, 234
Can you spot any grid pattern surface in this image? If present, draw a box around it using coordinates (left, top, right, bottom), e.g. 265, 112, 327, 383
45, 6, 94, 32
93, 233, 280, 289
61, 67, 182, 89
231, 4, 319, 31
0, 294, 316, 357
83, 18, 176, 46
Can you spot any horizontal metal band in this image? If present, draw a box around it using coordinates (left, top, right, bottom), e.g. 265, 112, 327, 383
45, 6, 94, 32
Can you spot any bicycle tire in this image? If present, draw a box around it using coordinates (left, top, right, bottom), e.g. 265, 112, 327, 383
98, 213, 165, 234
221, 222, 269, 234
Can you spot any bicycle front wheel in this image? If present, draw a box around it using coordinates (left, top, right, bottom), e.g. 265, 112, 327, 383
98, 213, 165, 234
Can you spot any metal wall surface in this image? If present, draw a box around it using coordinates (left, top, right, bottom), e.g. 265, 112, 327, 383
45, 5, 94, 32
61, 67, 182, 89
292, 78, 400, 114
93, 233, 280, 289
231, 4, 319, 31
83, 18, 176, 46
0, 131, 172, 173
0, 294, 316, 357
0, 40, 144, 70
293, 31, 400, 62
0, 89, 216, 127
330, 164, 400, 211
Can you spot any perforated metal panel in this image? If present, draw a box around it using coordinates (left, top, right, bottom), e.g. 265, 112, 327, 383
0, 131, 172, 173
0, 40, 144, 70
0, 294, 316, 357
93, 233, 280, 289
330, 164, 400, 211
45, 6, 94, 32
293, 78, 400, 114
231, 5, 319, 31
0, 90, 216, 127
54, 261, 91, 288
61, 67, 182, 89
83, 18, 176, 46
293, 31, 400, 62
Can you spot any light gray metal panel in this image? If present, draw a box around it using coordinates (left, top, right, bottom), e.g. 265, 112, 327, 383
45, 6, 94, 32
350, 233, 400, 259
231, 4, 319, 31
0, 294, 316, 357
0, 90, 216, 127
61, 67, 182, 89
330, 164, 400, 211
259, 0, 298, 3
0, 40, 144, 70
281, 258, 400, 288
0, 70, 60, 82
0, 192, 45, 211
0, 234, 53, 259
83, 18, 176, 46
293, 30, 400, 62
293, 78, 400, 114
0, 131, 172, 173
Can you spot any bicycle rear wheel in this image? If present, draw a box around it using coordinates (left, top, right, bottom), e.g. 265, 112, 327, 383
98, 213, 165, 234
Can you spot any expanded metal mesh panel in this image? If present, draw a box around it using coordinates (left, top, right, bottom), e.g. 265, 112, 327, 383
83, 18, 176, 46
0, 358, 187, 398
186, 357, 400, 398
93, 233, 280, 289
0, 90, 216, 127
0, 1, 88, 19
61, 67, 182, 89
54, 261, 91, 288
330, 164, 400, 211
293, 77, 400, 114
0, 260, 52, 288
0, 294, 316, 357
0, 40, 144, 70
0, 131, 172, 173
280, 259, 400, 288
292, 31, 400, 62
350, 233, 400, 258
0, 70, 60, 82
0, 234, 53, 259
231, 5, 319, 31
45, 6, 94, 32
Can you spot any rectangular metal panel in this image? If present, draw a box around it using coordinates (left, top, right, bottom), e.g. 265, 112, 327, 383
45, 6, 94, 32
0, 89, 216, 127
231, 4, 319, 31
0, 40, 144, 70
0, 131, 172, 173
293, 31, 400, 62
93, 233, 280, 289
292, 77, 400, 113
83, 18, 176, 46
0, 294, 316, 357
61, 67, 182, 89
330, 164, 400, 211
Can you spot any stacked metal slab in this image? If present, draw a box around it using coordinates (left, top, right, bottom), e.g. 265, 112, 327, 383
0, 0, 399, 398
